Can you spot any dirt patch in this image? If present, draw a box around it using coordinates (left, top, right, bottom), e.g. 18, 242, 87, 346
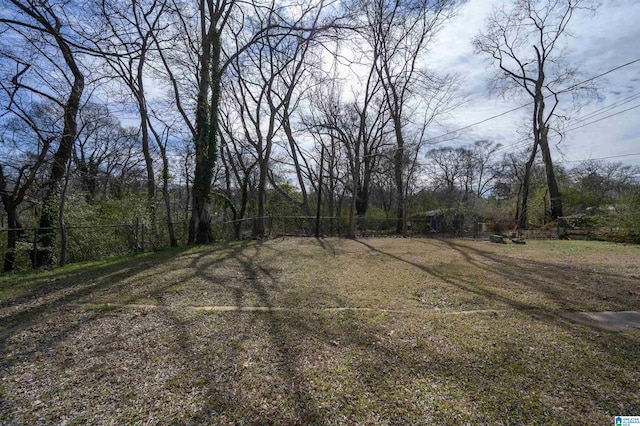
562, 311, 640, 331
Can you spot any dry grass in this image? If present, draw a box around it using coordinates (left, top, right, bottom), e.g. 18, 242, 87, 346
1, 238, 639, 424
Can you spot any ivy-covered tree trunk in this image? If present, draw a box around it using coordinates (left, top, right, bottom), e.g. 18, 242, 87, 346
19, 0, 87, 267
35, 56, 84, 267
189, 155, 216, 244
188, 24, 221, 245
355, 183, 369, 233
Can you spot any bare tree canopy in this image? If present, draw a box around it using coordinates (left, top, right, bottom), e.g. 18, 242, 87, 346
473, 0, 599, 228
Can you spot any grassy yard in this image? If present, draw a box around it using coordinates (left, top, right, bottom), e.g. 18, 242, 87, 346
1, 238, 639, 424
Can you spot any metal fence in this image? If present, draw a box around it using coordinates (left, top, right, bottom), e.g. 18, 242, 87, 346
0, 220, 191, 272
1, 216, 497, 272
214, 216, 493, 240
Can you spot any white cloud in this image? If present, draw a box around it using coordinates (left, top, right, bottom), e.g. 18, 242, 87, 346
427, 0, 640, 166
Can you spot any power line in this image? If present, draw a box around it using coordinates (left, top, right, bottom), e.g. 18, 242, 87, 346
421, 150, 640, 168
573, 92, 640, 123
557, 152, 640, 164
425, 102, 531, 144
473, 100, 639, 157
564, 103, 640, 133
558, 58, 640, 94
490, 99, 640, 156
492, 139, 529, 155
425, 57, 640, 144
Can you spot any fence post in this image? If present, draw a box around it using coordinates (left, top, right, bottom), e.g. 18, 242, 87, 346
135, 218, 139, 253
141, 222, 145, 252
32, 228, 38, 269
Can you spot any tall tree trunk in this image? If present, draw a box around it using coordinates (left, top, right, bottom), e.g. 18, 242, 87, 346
189, 154, 215, 244
162, 157, 178, 247
327, 137, 337, 233
533, 51, 563, 227
3, 206, 24, 272
393, 125, 405, 235
514, 181, 522, 225
315, 144, 324, 238
36, 43, 84, 267
255, 157, 268, 237
136, 57, 158, 247
284, 115, 311, 216
188, 21, 221, 245
538, 126, 563, 221
518, 142, 538, 230
347, 191, 356, 238
137, 92, 155, 202
355, 186, 368, 233
138, 92, 158, 246
59, 157, 72, 267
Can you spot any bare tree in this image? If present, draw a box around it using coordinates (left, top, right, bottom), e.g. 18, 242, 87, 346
150, 0, 337, 243
470, 140, 503, 198
474, 0, 598, 229
225, 27, 287, 238
0, 103, 55, 271
306, 106, 349, 234
305, 70, 391, 237
1, 0, 87, 266
100, 126, 147, 197
425, 140, 502, 207
426, 146, 468, 191
353, 0, 461, 235
217, 117, 258, 239
73, 102, 120, 201
226, 0, 329, 237
86, 0, 171, 203
147, 111, 180, 246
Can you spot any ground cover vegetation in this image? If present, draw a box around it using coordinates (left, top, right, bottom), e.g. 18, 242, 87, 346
1, 238, 639, 424
2, 0, 639, 273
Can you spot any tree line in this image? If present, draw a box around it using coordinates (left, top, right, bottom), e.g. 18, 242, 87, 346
1, 0, 638, 272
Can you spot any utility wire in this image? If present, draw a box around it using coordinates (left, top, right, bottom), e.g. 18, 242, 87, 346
564, 103, 640, 133
425, 57, 640, 144
556, 152, 640, 164
492, 139, 530, 155
558, 58, 640, 93
573, 92, 640, 123
425, 103, 531, 144
489, 98, 640, 156
491, 102, 640, 156
421, 151, 640, 168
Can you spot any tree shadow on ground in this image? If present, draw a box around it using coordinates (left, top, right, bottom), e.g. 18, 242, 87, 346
183, 242, 325, 424
0, 249, 190, 363
1, 238, 638, 424
438, 239, 639, 310
353, 238, 639, 385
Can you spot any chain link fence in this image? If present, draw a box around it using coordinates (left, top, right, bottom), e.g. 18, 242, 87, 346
214, 216, 493, 239
0, 220, 190, 272
1, 215, 498, 272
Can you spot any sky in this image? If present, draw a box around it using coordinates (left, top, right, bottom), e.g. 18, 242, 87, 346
427, 0, 640, 168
